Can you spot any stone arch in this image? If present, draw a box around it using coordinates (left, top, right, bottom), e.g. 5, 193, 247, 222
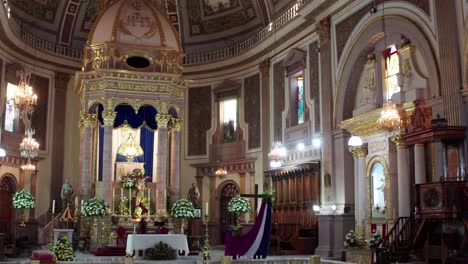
0, 174, 18, 241
335, 15, 440, 126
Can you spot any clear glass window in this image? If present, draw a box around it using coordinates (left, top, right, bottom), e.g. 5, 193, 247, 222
385, 45, 400, 100
220, 98, 237, 142
5, 82, 19, 132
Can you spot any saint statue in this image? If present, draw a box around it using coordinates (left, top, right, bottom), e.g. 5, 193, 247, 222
188, 183, 200, 208
61, 179, 74, 209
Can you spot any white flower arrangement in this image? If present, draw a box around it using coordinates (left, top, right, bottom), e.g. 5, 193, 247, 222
12, 189, 35, 210
344, 230, 358, 248
368, 232, 383, 248
171, 198, 195, 219
82, 197, 108, 218
227, 195, 251, 215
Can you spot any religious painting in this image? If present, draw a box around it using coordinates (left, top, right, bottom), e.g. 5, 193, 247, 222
194, 208, 202, 218
203, 0, 240, 16
80, 0, 98, 32
370, 162, 386, 218
186, 0, 257, 36
9, 0, 60, 23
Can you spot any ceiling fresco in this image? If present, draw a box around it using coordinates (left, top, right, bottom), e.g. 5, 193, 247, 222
9, 0, 60, 23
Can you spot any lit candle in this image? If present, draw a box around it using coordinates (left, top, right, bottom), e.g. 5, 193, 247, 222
148, 188, 151, 215
120, 188, 123, 197
129, 188, 132, 214
163, 189, 166, 199
52, 200, 55, 214
205, 202, 209, 216
81, 200, 84, 211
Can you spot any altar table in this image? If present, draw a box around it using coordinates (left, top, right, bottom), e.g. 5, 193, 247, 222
126, 234, 189, 258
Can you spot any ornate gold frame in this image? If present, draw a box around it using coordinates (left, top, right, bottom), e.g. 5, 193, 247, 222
366, 155, 391, 220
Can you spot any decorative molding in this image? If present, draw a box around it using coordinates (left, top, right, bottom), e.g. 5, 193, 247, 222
318, 17, 331, 42
391, 135, 407, 149
192, 159, 256, 177
368, 140, 387, 154
259, 58, 270, 77
172, 118, 183, 131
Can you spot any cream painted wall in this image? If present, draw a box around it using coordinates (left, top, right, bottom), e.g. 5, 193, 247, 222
35, 156, 52, 218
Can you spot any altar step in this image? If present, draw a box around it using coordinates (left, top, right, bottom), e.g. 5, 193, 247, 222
91, 246, 127, 256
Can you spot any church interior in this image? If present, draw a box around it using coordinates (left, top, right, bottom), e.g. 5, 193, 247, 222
0, 0, 466, 263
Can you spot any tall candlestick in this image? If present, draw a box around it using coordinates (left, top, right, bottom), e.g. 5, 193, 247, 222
52, 200, 55, 214
205, 202, 209, 216
121, 188, 123, 197
156, 189, 159, 211
81, 200, 84, 212
148, 188, 151, 215
112, 188, 115, 212
129, 188, 132, 214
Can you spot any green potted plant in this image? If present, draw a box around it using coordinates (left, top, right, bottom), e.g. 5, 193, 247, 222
51, 235, 74, 261
12, 189, 35, 226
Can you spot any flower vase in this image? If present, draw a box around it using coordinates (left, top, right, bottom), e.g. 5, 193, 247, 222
236, 213, 242, 230
19, 210, 26, 227
180, 219, 186, 234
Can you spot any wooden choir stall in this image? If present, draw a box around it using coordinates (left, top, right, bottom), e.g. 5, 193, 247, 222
265, 162, 320, 255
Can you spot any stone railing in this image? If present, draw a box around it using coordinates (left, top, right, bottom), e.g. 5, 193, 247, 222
4, 0, 311, 65
9, 17, 82, 60
183, 0, 310, 65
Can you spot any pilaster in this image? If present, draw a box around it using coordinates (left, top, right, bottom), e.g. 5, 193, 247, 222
170, 118, 182, 202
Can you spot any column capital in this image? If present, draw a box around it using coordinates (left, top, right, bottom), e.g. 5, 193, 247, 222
348, 145, 368, 159
172, 118, 183, 131
318, 17, 331, 42
102, 111, 117, 126
156, 114, 172, 128
391, 135, 407, 149
79, 113, 97, 129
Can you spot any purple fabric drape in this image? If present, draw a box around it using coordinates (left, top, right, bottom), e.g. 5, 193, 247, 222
224, 201, 271, 258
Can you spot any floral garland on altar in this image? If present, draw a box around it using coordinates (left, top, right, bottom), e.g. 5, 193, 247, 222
171, 198, 195, 219
368, 232, 383, 248
51, 235, 74, 261
12, 189, 35, 210
227, 195, 251, 215
344, 230, 359, 248
82, 197, 108, 218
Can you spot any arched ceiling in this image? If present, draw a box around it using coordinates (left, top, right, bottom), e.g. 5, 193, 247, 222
6, 0, 297, 54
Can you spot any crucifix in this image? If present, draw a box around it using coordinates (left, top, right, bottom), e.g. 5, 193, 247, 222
240, 184, 259, 218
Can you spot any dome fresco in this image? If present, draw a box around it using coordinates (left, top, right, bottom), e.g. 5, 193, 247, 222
5, 0, 296, 53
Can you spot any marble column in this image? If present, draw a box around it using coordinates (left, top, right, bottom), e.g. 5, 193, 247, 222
435, 0, 464, 126
102, 111, 116, 205
392, 135, 410, 217
348, 144, 368, 238
414, 144, 426, 184
156, 113, 171, 211
79, 113, 96, 198
170, 118, 182, 202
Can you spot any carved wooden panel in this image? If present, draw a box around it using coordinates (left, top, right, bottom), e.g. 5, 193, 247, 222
309, 42, 320, 133
273, 62, 285, 142
244, 74, 260, 149
188, 86, 212, 156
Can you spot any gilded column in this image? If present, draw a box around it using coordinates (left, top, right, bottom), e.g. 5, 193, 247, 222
170, 118, 182, 202
102, 111, 116, 204
435, 1, 464, 125
156, 113, 171, 211
414, 144, 426, 184
392, 135, 410, 217
79, 113, 96, 198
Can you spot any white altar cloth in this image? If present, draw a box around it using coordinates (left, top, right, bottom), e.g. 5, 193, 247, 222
126, 234, 189, 258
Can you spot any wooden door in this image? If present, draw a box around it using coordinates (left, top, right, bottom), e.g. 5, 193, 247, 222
220, 183, 239, 244
0, 177, 15, 241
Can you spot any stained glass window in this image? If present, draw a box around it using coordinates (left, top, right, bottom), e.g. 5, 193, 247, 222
4, 83, 18, 132
297, 76, 304, 124
221, 98, 237, 142
385, 45, 400, 100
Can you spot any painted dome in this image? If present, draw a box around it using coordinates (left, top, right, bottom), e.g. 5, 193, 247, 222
89, 0, 182, 53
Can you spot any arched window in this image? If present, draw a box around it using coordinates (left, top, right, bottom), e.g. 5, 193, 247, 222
384, 45, 400, 100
